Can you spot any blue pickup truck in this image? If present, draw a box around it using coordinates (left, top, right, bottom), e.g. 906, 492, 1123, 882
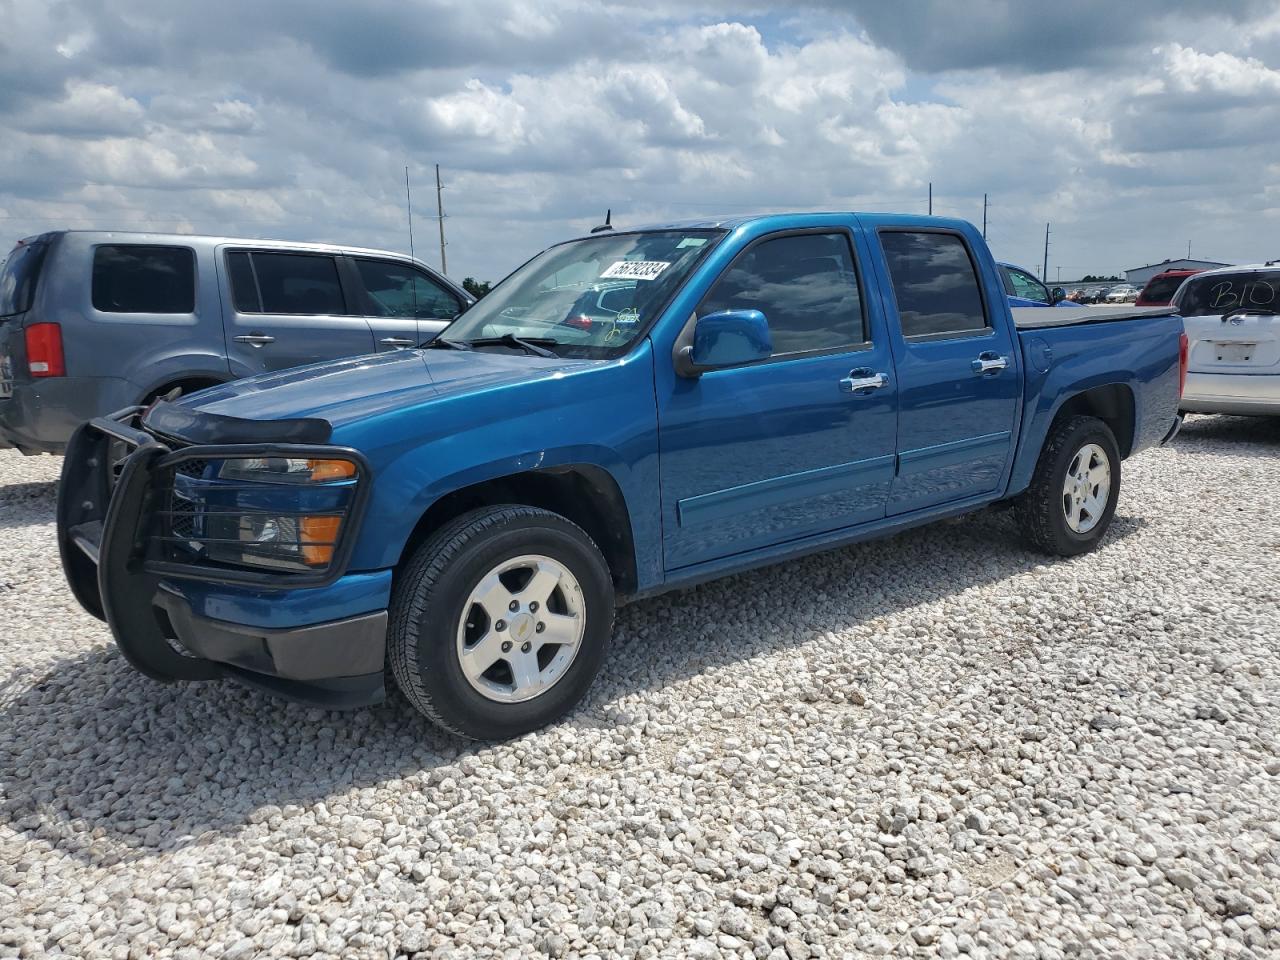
57, 213, 1187, 739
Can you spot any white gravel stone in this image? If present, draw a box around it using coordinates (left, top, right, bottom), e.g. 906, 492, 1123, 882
2, 414, 1279, 959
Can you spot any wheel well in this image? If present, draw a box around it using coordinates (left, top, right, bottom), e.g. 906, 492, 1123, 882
400, 466, 639, 594
142, 377, 226, 405
1053, 384, 1136, 457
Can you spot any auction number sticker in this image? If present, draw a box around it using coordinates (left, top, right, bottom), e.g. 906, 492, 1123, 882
600, 260, 671, 281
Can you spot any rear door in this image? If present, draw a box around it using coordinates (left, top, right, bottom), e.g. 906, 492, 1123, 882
864, 223, 1021, 515
220, 249, 376, 375
344, 256, 465, 350
1178, 271, 1280, 380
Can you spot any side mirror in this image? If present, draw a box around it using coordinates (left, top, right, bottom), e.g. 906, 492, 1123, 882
675, 309, 772, 377
1051, 287, 1066, 304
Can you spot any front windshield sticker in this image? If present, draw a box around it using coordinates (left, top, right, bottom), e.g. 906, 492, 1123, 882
600, 260, 672, 281
676, 237, 708, 248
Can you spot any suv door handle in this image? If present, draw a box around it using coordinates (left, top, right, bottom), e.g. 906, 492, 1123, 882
839, 369, 888, 394
379, 337, 417, 348
233, 334, 275, 346
972, 352, 1008, 375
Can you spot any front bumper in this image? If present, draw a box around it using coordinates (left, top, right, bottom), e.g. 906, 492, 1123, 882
56, 412, 389, 709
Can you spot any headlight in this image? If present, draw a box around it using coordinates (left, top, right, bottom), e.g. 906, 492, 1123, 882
167, 456, 360, 573
217, 457, 357, 484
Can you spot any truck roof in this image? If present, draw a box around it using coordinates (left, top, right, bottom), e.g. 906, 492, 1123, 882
578, 212, 976, 237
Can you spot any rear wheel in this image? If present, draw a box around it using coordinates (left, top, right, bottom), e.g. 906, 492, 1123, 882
388, 505, 614, 739
1015, 415, 1121, 556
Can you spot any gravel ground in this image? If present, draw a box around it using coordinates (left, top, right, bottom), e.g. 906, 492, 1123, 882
1, 414, 1278, 960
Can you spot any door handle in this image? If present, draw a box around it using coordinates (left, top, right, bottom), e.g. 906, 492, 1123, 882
972, 352, 1008, 375
233, 334, 275, 347
379, 337, 417, 348
839, 369, 888, 394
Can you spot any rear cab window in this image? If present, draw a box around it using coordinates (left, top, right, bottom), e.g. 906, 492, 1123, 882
224, 251, 347, 316
698, 231, 866, 357
92, 245, 196, 313
879, 231, 990, 339
0, 239, 50, 316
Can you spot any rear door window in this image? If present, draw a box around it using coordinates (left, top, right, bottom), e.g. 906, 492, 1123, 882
879, 231, 989, 339
352, 258, 461, 319
249, 253, 346, 315
92, 245, 196, 314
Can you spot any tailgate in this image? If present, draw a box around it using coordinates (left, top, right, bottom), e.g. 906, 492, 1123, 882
1185, 313, 1280, 374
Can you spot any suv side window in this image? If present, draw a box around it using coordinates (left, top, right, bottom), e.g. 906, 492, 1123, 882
880, 232, 989, 339
1006, 266, 1050, 304
698, 232, 865, 356
245, 252, 346, 315
352, 258, 461, 319
92, 245, 196, 314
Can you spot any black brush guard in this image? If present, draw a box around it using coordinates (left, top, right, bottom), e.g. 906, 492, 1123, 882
56, 409, 371, 685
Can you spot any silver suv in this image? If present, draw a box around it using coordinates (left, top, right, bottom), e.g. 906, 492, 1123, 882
0, 231, 472, 454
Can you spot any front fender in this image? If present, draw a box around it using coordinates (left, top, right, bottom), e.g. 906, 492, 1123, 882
342, 348, 663, 586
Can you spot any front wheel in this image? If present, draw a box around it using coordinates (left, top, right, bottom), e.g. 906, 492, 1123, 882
388, 505, 614, 739
1015, 415, 1121, 556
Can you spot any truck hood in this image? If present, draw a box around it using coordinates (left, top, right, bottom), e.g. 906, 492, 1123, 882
181, 348, 595, 429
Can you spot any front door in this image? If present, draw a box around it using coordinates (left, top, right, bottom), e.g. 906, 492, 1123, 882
221, 249, 376, 375
657, 228, 898, 570
866, 225, 1020, 515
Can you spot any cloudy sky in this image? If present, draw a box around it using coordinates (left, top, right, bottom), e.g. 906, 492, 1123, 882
2, 0, 1278, 284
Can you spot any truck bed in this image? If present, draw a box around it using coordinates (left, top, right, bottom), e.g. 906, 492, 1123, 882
1013, 305, 1176, 330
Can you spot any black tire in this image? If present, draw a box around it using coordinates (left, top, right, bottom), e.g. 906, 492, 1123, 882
1015, 415, 1122, 556
388, 505, 614, 740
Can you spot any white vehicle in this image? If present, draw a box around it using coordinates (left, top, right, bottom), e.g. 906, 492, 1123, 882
1104, 284, 1138, 303
1173, 262, 1280, 416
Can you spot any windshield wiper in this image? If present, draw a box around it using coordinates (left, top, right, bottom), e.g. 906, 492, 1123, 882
1221, 306, 1279, 322
421, 337, 473, 350
464, 333, 559, 358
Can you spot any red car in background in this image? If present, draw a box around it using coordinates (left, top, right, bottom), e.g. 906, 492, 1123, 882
1136, 268, 1203, 306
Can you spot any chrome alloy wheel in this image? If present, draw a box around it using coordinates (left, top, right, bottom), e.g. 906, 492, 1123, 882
455, 554, 586, 703
1062, 442, 1112, 534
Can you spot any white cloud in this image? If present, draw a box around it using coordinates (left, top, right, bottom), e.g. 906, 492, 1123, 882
0, 1, 1277, 281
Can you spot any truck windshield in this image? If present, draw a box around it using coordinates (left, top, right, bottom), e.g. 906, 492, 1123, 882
444, 229, 723, 357
0, 239, 49, 317
1176, 271, 1279, 317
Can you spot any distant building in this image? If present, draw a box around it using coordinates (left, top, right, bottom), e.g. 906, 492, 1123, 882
1125, 258, 1229, 287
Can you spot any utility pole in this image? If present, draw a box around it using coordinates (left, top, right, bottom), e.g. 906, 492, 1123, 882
1187, 239, 1192, 259
1042, 222, 1050, 282
435, 163, 447, 275
404, 167, 415, 261
982, 193, 988, 240
1056, 266, 1062, 283
928, 182, 932, 216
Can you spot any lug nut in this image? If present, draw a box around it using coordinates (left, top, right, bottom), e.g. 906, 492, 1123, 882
495, 619, 506, 631
501, 641, 512, 652
529, 601, 539, 613
509, 600, 519, 612
535, 622, 545, 633
520, 642, 531, 653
